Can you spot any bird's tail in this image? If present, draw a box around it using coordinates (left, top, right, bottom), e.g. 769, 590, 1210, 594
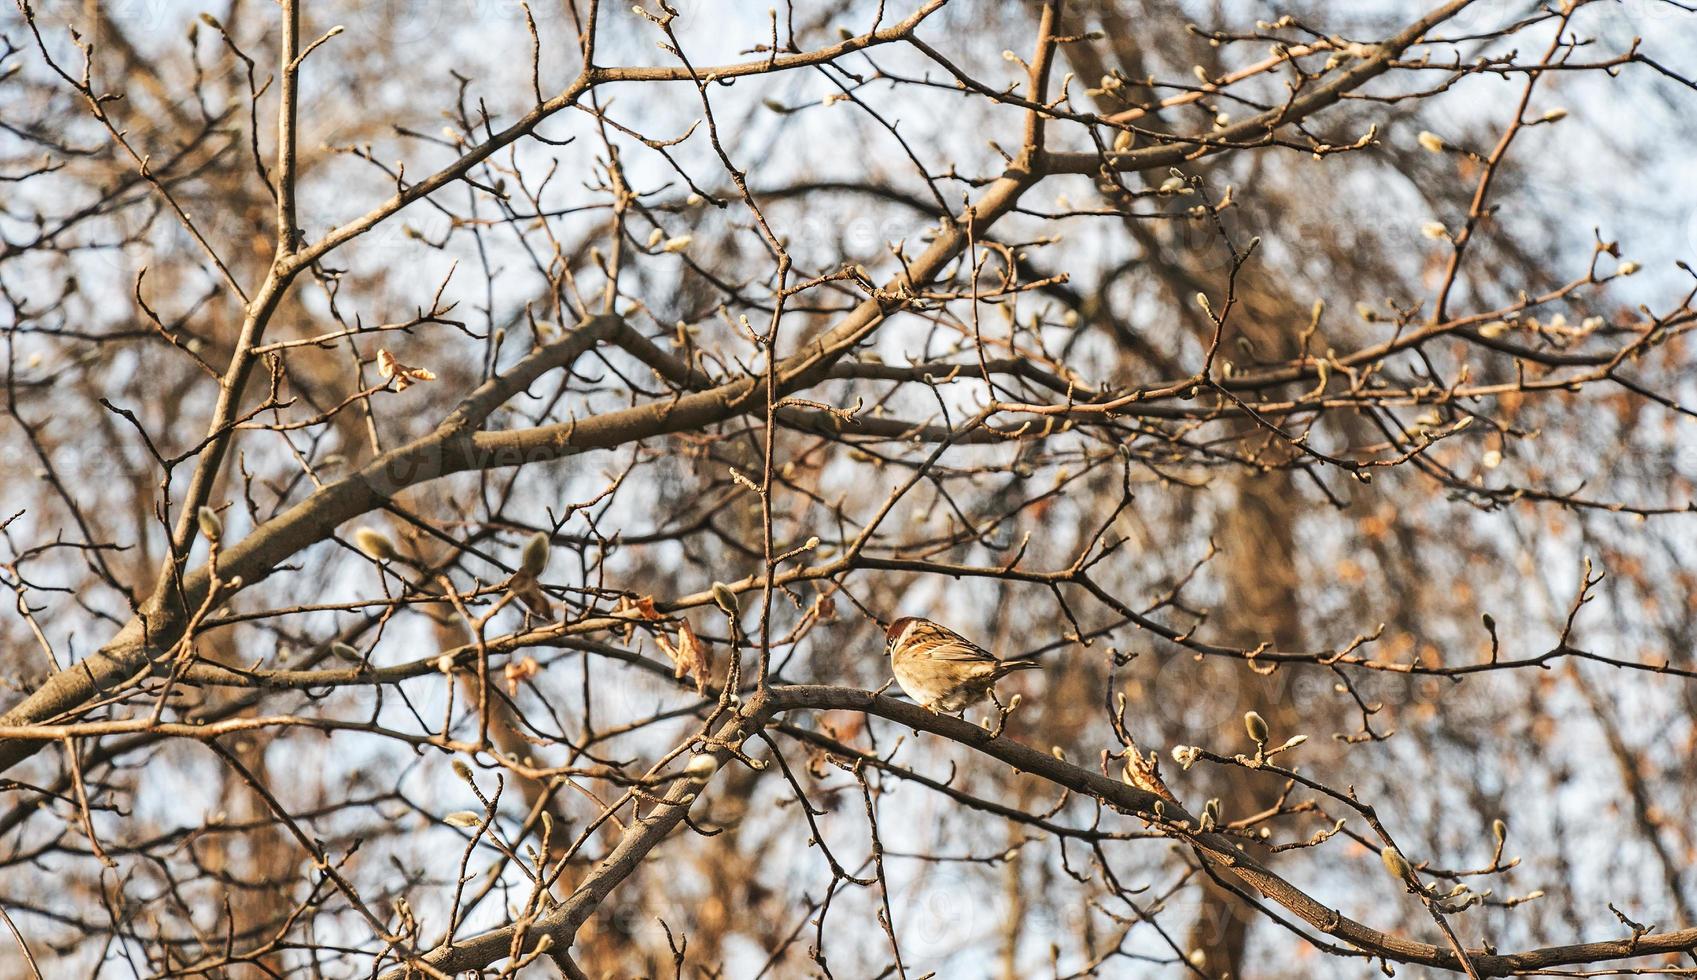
995, 659, 1041, 675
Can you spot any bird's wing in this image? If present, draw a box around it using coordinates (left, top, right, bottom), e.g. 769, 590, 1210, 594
907, 622, 998, 662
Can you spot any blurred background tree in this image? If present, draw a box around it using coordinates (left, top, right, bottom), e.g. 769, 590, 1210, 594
2, 1, 1695, 976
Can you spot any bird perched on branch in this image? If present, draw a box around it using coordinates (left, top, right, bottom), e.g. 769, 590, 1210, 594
885, 616, 1041, 714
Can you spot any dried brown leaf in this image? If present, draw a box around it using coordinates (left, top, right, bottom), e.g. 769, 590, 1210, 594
1122, 748, 1180, 806
612, 594, 664, 642
654, 631, 686, 678
503, 655, 540, 695
677, 620, 710, 694
377, 348, 438, 390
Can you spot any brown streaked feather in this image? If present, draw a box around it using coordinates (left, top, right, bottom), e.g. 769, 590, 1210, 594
894, 619, 995, 661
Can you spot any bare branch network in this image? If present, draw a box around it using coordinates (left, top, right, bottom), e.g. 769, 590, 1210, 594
2, 0, 1695, 976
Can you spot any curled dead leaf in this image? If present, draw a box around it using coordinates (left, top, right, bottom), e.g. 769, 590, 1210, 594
1121, 747, 1180, 806
655, 620, 712, 694
611, 593, 664, 641
655, 631, 685, 678
677, 620, 710, 694
376, 348, 437, 390
503, 655, 540, 695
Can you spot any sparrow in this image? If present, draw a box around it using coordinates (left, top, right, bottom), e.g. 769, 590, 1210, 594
885, 617, 1040, 714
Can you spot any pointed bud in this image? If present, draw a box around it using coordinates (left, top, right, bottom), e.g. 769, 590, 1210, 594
1492, 818, 1507, 845
452, 759, 475, 783
444, 811, 482, 828
1244, 710, 1269, 745
197, 506, 223, 542
520, 531, 550, 576
1380, 845, 1413, 880
353, 527, 397, 561
710, 582, 740, 615
331, 642, 362, 664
